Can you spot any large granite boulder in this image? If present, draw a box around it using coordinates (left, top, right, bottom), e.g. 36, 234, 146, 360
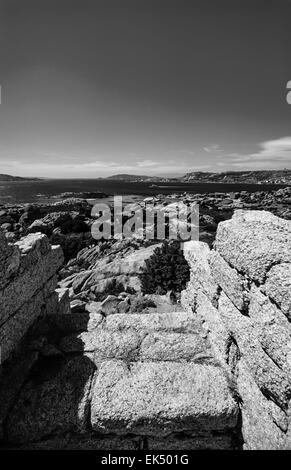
182, 210, 291, 449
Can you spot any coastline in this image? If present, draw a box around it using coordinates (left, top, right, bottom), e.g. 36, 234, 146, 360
0, 179, 289, 205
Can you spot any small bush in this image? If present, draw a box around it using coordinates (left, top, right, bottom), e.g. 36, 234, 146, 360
139, 241, 190, 295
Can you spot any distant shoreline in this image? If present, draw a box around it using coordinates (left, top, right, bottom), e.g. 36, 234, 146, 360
2, 178, 290, 187
0, 179, 289, 205
1, 169, 290, 186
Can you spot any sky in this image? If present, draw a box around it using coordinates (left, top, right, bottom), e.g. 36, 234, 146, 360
0, 0, 291, 178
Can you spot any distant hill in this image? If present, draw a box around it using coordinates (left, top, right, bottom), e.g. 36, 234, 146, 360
103, 170, 290, 185
0, 174, 41, 182
103, 174, 177, 182
181, 169, 291, 184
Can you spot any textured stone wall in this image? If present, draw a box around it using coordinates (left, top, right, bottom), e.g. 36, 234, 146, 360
0, 230, 64, 364
182, 210, 291, 449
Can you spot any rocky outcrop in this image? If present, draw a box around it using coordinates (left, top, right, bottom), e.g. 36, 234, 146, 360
0, 199, 93, 258
60, 243, 162, 300
1, 208, 290, 450
0, 231, 65, 364
0, 230, 69, 439
182, 210, 291, 449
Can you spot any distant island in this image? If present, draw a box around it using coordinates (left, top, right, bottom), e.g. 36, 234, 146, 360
101, 174, 173, 183
102, 169, 291, 185
0, 174, 41, 182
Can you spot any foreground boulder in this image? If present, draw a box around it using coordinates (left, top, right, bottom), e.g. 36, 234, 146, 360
182, 210, 291, 450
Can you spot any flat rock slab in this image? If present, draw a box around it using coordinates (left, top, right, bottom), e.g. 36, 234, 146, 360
91, 360, 238, 435
60, 329, 213, 363
139, 331, 213, 362
58, 310, 213, 363
104, 311, 202, 333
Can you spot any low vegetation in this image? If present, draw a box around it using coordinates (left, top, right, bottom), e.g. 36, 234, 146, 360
139, 241, 190, 295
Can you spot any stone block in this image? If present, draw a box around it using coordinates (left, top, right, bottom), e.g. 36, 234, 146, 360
139, 331, 213, 362
215, 210, 291, 282
91, 360, 238, 435
60, 329, 142, 361
104, 311, 201, 334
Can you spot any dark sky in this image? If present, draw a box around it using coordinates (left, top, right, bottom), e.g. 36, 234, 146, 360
0, 0, 291, 177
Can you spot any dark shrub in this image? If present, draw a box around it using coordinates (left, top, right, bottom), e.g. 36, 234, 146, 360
139, 241, 190, 295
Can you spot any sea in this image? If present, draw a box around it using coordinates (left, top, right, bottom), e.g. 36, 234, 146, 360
0, 179, 288, 205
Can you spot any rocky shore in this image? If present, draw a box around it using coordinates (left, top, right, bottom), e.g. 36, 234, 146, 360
0, 203, 290, 449
0, 187, 290, 304
0, 185, 290, 246
0, 186, 290, 449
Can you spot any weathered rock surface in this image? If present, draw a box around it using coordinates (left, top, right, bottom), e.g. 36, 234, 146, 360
0, 231, 65, 362
263, 263, 291, 319
60, 243, 162, 301
248, 285, 291, 374
210, 250, 249, 311
90, 360, 238, 436
214, 210, 291, 283
218, 292, 290, 409
104, 310, 201, 333
182, 241, 218, 307
183, 210, 291, 449
2, 307, 239, 449
77, 244, 161, 293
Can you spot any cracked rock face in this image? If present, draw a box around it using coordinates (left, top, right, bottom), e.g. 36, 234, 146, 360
183, 210, 291, 450
214, 210, 291, 283
0, 231, 64, 363
263, 263, 291, 319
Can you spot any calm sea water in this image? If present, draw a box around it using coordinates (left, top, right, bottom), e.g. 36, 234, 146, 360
0, 179, 287, 204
